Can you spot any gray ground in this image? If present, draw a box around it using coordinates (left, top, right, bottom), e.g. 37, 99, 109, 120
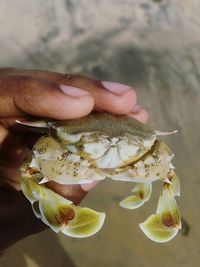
0, 0, 200, 266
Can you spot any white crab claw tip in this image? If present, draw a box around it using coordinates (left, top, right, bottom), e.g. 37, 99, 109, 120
155, 130, 178, 136
39, 177, 50, 184
164, 177, 172, 184
16, 120, 48, 128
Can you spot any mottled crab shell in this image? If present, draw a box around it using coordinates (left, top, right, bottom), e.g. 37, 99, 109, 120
19, 112, 181, 242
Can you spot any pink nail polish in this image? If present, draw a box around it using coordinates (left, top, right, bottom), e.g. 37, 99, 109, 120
60, 84, 90, 97
101, 81, 131, 94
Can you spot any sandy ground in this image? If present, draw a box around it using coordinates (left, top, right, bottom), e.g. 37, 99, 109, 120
0, 0, 200, 266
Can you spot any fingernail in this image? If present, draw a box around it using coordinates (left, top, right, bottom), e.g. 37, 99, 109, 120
131, 104, 143, 113
101, 81, 131, 94
81, 181, 99, 192
60, 84, 90, 97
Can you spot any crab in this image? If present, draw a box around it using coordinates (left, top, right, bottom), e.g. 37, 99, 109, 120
18, 112, 181, 243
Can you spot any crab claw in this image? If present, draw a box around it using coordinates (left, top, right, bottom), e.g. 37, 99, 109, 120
21, 177, 106, 238
62, 207, 106, 238
155, 130, 178, 136
16, 120, 49, 128
166, 171, 180, 197
139, 184, 181, 243
119, 182, 152, 209
21, 176, 44, 204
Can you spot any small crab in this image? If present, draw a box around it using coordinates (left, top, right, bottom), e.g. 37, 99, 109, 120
19, 112, 181, 243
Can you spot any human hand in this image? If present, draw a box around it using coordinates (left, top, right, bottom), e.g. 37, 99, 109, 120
0, 68, 148, 251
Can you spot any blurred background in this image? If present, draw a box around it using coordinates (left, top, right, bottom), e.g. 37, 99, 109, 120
0, 0, 200, 266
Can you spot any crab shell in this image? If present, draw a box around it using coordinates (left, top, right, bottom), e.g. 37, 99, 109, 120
19, 112, 181, 242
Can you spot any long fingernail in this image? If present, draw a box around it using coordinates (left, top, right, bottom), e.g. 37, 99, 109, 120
101, 81, 131, 94
60, 84, 90, 97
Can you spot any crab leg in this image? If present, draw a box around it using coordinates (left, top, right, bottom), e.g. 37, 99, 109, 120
119, 182, 152, 209
139, 171, 181, 243
21, 170, 105, 238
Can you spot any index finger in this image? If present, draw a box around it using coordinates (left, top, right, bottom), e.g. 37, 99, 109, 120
0, 75, 94, 119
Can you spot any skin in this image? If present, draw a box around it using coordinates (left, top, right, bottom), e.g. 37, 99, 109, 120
0, 68, 148, 253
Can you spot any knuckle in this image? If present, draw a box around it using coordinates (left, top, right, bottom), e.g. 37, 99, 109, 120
11, 76, 47, 108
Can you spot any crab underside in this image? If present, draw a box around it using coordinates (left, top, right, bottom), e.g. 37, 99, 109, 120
19, 112, 181, 243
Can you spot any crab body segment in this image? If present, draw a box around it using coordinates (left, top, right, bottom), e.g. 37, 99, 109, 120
20, 112, 181, 242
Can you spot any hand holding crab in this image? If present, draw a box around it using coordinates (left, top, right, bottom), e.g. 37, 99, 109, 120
0, 68, 147, 251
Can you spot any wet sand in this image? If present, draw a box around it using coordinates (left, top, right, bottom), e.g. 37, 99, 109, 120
1, 1, 200, 266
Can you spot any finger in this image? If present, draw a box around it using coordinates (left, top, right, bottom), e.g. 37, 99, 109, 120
1, 69, 137, 114
0, 125, 29, 189
0, 126, 29, 165
0, 75, 94, 119
66, 77, 137, 114
0, 125, 8, 144
0, 165, 21, 190
128, 108, 149, 124
0, 130, 28, 189
45, 181, 90, 205
80, 181, 99, 192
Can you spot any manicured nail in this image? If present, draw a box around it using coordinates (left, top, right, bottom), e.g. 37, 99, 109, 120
101, 81, 131, 94
60, 84, 90, 97
81, 181, 99, 192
